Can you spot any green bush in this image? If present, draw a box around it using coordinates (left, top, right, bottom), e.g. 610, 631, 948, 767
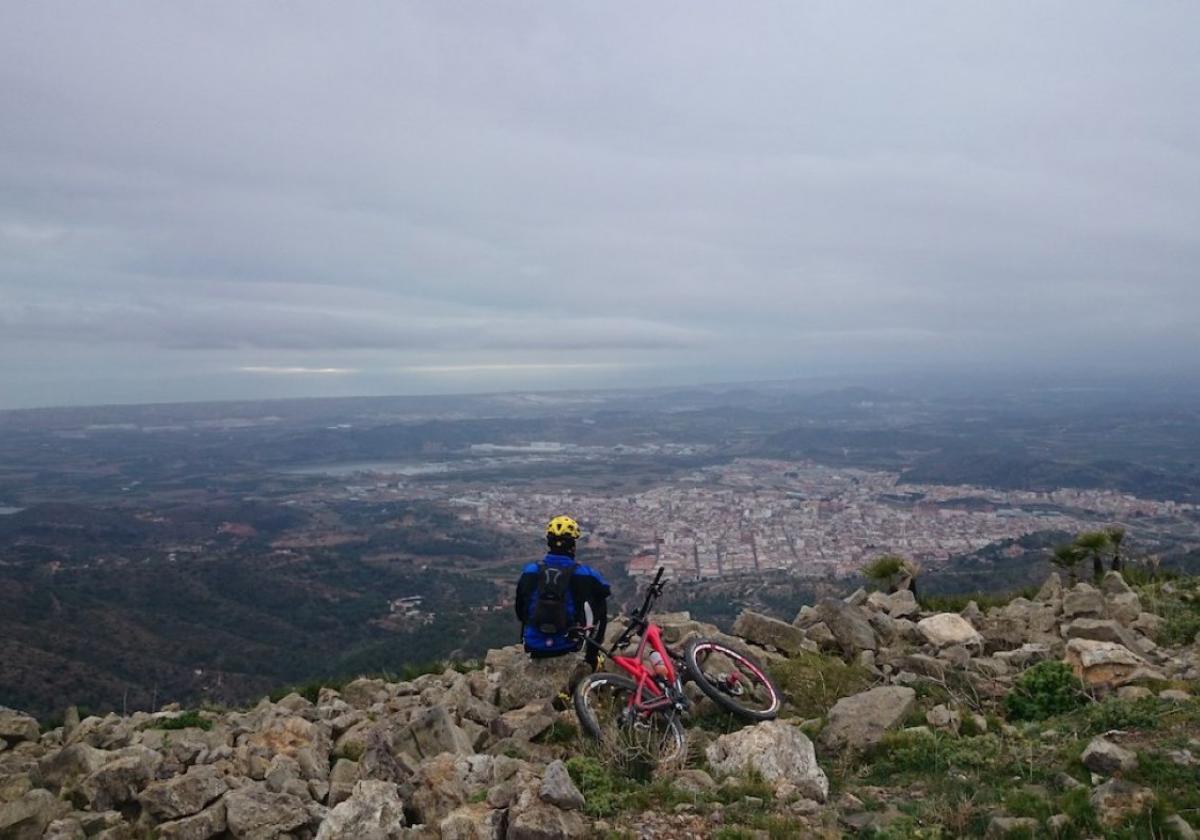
770, 652, 872, 719
148, 710, 213, 731
1004, 662, 1087, 721
1078, 697, 1163, 734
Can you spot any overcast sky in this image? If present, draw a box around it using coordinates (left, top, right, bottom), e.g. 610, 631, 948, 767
2, 3, 1198, 409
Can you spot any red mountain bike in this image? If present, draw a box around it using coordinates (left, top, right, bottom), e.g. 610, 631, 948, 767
570, 568, 782, 763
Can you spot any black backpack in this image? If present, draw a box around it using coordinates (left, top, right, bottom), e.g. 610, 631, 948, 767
530, 562, 577, 635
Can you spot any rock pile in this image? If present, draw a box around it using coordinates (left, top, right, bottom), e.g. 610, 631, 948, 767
1, 570, 1197, 839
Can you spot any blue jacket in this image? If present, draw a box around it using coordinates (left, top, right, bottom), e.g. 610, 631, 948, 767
515, 553, 610, 658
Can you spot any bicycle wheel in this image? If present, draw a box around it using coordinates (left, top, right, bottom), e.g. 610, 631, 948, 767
683, 638, 782, 721
573, 672, 687, 765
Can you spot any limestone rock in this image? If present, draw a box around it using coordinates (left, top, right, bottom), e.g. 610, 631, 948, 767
1081, 737, 1138, 775
926, 704, 961, 734
1035, 573, 1063, 603
886, 589, 919, 618
539, 760, 584, 810
341, 678, 390, 709
42, 817, 86, 840
315, 780, 407, 840
327, 758, 359, 807
1090, 779, 1155, 828
0, 709, 40, 745
1064, 638, 1159, 687
1062, 584, 1106, 619
439, 803, 505, 840
815, 598, 877, 658
157, 800, 228, 840
0, 788, 70, 840
506, 787, 588, 840
483, 646, 581, 711
733, 610, 809, 656
79, 746, 163, 811
138, 764, 228, 820
1064, 618, 1141, 649
706, 721, 828, 801
35, 742, 111, 793
917, 613, 984, 650
224, 783, 311, 840
822, 686, 916, 751
489, 703, 554, 742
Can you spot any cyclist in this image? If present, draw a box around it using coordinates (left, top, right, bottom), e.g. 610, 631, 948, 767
514, 515, 611, 671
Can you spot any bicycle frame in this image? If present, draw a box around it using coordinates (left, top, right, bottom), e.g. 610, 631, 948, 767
577, 567, 685, 715
609, 622, 678, 713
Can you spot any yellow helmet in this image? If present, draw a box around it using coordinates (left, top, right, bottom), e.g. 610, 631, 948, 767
546, 515, 581, 539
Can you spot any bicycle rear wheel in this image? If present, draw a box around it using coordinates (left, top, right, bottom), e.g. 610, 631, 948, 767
683, 638, 782, 721
573, 672, 686, 765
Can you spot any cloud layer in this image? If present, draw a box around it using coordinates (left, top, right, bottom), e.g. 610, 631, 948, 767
2, 3, 1199, 407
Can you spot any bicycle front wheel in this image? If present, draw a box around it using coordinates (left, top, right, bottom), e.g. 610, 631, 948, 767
573, 672, 687, 765
683, 638, 782, 721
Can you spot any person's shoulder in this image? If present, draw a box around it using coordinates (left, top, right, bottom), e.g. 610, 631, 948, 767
520, 561, 540, 574
575, 564, 610, 585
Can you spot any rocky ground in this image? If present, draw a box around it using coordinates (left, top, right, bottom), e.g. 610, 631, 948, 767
2, 570, 1199, 839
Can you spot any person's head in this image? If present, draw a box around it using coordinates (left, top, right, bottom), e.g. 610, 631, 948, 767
546, 515, 581, 557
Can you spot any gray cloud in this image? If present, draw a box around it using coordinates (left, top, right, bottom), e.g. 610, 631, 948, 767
1, 2, 1198, 407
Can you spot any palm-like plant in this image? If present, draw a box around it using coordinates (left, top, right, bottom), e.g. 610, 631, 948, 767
1074, 531, 1112, 581
1107, 527, 1126, 573
1051, 544, 1084, 585
862, 554, 920, 597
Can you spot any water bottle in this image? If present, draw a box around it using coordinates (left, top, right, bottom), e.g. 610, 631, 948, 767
648, 650, 669, 679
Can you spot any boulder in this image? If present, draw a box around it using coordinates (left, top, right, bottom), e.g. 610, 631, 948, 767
79, 746, 163, 811
42, 817, 86, 840
327, 758, 359, 807
1100, 571, 1134, 597
35, 742, 111, 793
706, 721, 828, 801
926, 705, 961, 734
994, 644, 1053, 669
157, 800, 228, 840
1062, 584, 1106, 619
489, 703, 555, 742
865, 591, 892, 612
241, 715, 331, 780
0, 709, 40, 745
1081, 737, 1138, 775
814, 598, 877, 658
394, 705, 474, 760
1035, 573, 1063, 603
805, 622, 837, 650
1064, 619, 1141, 650
506, 787, 588, 840
1131, 612, 1165, 637
224, 783, 311, 840
483, 646, 581, 711
0, 788, 70, 840
439, 803, 505, 840
539, 760, 584, 810
733, 610, 809, 656
1090, 779, 1155, 828
138, 764, 228, 820
315, 780, 407, 840
917, 613, 984, 651
1064, 639, 1160, 687
886, 590, 919, 618
821, 686, 916, 751
340, 678, 390, 710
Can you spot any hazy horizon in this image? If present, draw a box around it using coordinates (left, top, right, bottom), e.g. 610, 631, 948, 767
4, 3, 1199, 410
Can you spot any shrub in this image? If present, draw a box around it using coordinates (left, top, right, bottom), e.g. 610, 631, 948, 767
1004, 662, 1087, 721
149, 710, 213, 731
770, 652, 873, 719
1078, 698, 1163, 734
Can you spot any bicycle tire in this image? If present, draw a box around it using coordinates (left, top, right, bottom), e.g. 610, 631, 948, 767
682, 638, 782, 721
573, 672, 686, 763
